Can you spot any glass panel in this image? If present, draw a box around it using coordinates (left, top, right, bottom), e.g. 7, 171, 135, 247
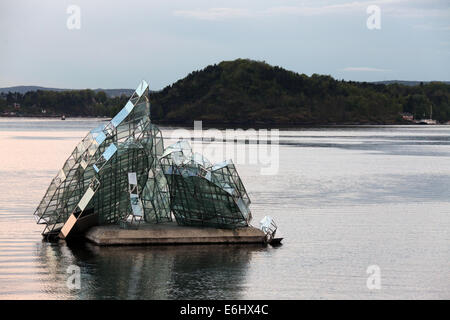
78, 187, 95, 211
130, 194, 143, 216
94, 131, 106, 145
135, 80, 148, 97
128, 172, 137, 185
102, 144, 117, 161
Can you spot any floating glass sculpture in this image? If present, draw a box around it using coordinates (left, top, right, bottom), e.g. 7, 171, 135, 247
34, 81, 252, 239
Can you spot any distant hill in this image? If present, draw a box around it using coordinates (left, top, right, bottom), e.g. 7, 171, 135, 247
150, 59, 450, 125
1, 59, 450, 124
0, 86, 134, 97
373, 80, 450, 86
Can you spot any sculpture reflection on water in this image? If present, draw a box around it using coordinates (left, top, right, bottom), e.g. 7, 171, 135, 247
36, 241, 261, 299
34, 81, 254, 240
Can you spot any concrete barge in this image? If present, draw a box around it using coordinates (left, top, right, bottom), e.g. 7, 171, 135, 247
85, 222, 266, 246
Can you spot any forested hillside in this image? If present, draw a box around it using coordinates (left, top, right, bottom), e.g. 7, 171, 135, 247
150, 59, 450, 125
1, 59, 449, 125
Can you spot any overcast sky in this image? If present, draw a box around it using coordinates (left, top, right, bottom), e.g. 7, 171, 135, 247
1, 0, 449, 90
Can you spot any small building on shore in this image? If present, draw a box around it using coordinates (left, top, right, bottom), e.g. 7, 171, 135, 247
400, 113, 414, 122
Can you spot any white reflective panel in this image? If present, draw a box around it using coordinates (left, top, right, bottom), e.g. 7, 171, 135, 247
78, 187, 95, 211
135, 80, 149, 97
111, 103, 133, 127
259, 215, 272, 232
94, 131, 106, 145
178, 140, 191, 151
211, 159, 232, 171
192, 152, 212, 168
128, 172, 137, 185
124, 101, 134, 112
130, 194, 143, 216
171, 151, 185, 166
102, 144, 117, 161
161, 148, 175, 158
163, 140, 193, 157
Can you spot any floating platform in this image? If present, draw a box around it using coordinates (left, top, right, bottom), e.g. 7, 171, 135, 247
85, 222, 266, 246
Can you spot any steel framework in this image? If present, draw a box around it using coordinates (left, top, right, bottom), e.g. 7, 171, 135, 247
160, 141, 252, 228
34, 80, 252, 239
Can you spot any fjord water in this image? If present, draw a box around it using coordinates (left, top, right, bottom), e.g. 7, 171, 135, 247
0, 118, 449, 299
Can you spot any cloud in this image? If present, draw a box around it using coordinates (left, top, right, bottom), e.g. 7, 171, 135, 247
413, 24, 450, 31
341, 67, 391, 72
173, 2, 373, 20
173, 0, 450, 20
173, 7, 251, 21
262, 1, 382, 16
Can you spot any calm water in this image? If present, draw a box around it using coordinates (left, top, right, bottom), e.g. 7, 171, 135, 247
0, 118, 449, 299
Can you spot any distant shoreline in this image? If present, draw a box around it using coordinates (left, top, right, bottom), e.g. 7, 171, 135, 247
2, 115, 448, 128
2, 60, 449, 126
